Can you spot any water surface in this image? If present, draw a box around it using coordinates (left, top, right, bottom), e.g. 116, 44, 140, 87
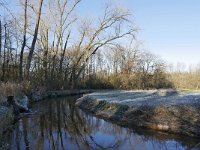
1, 96, 200, 150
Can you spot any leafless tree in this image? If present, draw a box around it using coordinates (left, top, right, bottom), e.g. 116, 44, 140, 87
69, 5, 137, 88
26, 0, 44, 79
40, 22, 49, 80
19, 0, 28, 80
0, 0, 175, 90
0, 17, 2, 64
1, 23, 7, 81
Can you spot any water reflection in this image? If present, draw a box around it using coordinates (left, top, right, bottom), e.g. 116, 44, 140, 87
2, 96, 200, 150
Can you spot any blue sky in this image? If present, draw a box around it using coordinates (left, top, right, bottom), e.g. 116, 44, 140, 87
78, 0, 200, 65
1, 0, 200, 65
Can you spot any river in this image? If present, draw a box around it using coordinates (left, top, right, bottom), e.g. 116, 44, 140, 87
1, 96, 199, 150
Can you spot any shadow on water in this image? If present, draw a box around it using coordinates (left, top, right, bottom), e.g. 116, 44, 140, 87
1, 96, 200, 150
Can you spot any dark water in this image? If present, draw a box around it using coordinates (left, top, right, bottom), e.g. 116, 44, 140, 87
1, 96, 200, 150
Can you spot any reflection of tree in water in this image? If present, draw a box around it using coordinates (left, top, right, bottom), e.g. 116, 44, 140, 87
3, 96, 200, 150
9, 97, 128, 150
59, 98, 127, 149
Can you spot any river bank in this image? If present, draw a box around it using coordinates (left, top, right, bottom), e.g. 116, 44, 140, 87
76, 89, 200, 137
2, 96, 199, 150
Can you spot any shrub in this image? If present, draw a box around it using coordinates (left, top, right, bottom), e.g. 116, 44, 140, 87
0, 82, 25, 103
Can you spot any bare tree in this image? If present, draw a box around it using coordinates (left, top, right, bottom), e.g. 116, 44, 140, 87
48, 0, 81, 79
26, 0, 43, 79
42, 28, 49, 80
0, 0, 176, 90
0, 17, 2, 64
19, 0, 28, 80
59, 31, 70, 74
1, 23, 7, 81
39, 18, 50, 81
69, 5, 136, 88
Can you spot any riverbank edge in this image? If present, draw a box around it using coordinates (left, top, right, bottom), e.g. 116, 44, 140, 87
76, 95, 200, 138
29, 89, 95, 103
0, 89, 94, 139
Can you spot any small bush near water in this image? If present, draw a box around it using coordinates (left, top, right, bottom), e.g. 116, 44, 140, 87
0, 82, 21, 103
0, 81, 32, 104
0, 82, 31, 143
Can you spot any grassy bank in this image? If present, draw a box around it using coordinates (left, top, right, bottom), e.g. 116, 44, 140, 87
76, 90, 200, 137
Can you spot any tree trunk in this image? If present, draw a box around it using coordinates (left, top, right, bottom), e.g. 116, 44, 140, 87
51, 34, 61, 80
26, 0, 43, 79
69, 67, 76, 89
0, 19, 2, 64
59, 32, 70, 74
19, 0, 27, 81
43, 29, 48, 80
1, 24, 6, 81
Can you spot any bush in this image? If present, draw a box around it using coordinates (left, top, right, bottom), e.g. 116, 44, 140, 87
0, 82, 27, 103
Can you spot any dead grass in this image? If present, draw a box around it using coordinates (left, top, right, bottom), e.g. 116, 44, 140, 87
0, 81, 31, 103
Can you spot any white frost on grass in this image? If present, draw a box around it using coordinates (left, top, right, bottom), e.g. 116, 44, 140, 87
86, 90, 200, 107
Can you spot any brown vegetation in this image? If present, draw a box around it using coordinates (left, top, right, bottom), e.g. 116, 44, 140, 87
0, 0, 172, 90
0, 1, 198, 91
0, 82, 21, 102
168, 65, 200, 90
0, 0, 200, 89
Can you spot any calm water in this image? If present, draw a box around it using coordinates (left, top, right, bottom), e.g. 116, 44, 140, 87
1, 96, 200, 150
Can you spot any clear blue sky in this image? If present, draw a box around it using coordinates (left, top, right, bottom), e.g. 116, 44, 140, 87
2, 0, 200, 65
78, 0, 200, 65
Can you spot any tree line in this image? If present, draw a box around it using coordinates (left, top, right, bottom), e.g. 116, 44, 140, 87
0, 0, 199, 90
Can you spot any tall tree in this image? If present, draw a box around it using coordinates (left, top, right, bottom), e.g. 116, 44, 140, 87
48, 0, 81, 79
40, 22, 49, 80
1, 23, 7, 81
26, 0, 43, 79
19, 0, 28, 80
69, 5, 136, 88
0, 17, 2, 64
59, 31, 70, 74
43, 28, 48, 80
